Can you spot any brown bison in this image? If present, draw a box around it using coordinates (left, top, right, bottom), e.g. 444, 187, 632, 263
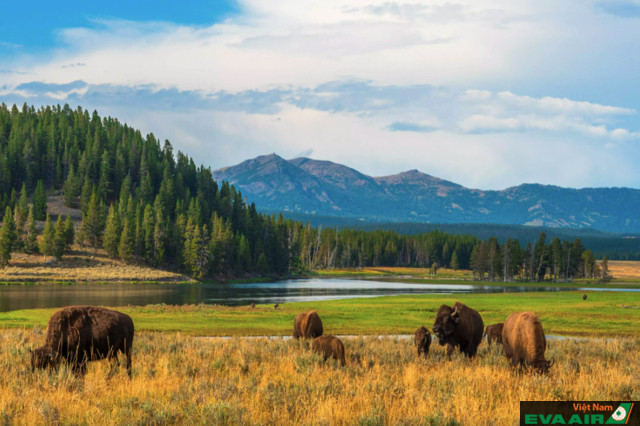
432, 302, 484, 358
414, 326, 431, 357
31, 306, 134, 377
311, 335, 346, 366
484, 323, 504, 345
502, 311, 553, 374
293, 310, 323, 339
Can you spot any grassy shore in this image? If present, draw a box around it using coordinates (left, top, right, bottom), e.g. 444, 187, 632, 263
0, 246, 193, 284
1, 329, 638, 425
2, 291, 639, 337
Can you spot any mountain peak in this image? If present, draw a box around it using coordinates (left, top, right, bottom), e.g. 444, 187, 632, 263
212, 154, 640, 232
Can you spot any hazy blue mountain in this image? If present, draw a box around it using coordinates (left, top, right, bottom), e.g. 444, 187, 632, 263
213, 154, 640, 233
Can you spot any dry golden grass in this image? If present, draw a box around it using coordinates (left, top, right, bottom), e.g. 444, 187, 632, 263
0, 247, 192, 283
606, 260, 640, 280
1, 329, 638, 425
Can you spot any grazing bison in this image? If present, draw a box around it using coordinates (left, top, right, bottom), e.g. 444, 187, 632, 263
293, 310, 324, 339
312, 335, 346, 366
432, 302, 484, 358
502, 311, 553, 374
250, 303, 256, 309
31, 306, 134, 377
582, 294, 587, 301
414, 326, 431, 357
484, 323, 504, 345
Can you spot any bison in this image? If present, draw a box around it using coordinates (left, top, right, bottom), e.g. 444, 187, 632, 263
432, 302, 484, 358
502, 311, 553, 374
31, 306, 134, 377
293, 310, 323, 339
484, 323, 504, 345
311, 335, 346, 366
414, 326, 431, 357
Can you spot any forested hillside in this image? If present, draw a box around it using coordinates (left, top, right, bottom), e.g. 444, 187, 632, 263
0, 104, 602, 280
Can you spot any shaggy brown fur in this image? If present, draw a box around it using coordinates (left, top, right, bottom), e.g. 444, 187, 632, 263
432, 302, 484, 358
414, 326, 431, 357
484, 323, 504, 345
293, 310, 324, 339
31, 306, 134, 377
502, 311, 553, 374
312, 335, 346, 366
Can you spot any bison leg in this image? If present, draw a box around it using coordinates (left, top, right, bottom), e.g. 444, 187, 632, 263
446, 344, 455, 358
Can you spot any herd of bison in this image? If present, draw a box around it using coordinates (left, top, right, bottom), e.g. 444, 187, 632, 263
28, 302, 554, 378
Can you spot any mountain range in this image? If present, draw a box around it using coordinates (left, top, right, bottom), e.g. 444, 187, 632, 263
212, 154, 640, 233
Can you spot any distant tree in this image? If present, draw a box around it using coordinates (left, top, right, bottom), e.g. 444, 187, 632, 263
53, 216, 66, 260
118, 217, 135, 263
0, 207, 17, 268
601, 256, 609, 280
24, 205, 39, 254
64, 215, 75, 251
63, 164, 80, 207
103, 204, 120, 257
80, 191, 105, 249
33, 180, 47, 221
40, 214, 55, 259
450, 250, 460, 270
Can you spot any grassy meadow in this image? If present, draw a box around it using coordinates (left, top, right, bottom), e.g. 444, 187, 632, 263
0, 329, 638, 425
2, 291, 639, 337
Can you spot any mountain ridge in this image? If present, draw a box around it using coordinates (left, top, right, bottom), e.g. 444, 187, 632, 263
212, 154, 640, 233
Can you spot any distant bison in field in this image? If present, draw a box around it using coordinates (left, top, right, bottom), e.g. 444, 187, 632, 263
31, 306, 134, 377
583, 294, 587, 301
502, 311, 553, 374
432, 302, 484, 358
484, 323, 504, 345
293, 310, 323, 339
312, 335, 346, 366
414, 326, 431, 358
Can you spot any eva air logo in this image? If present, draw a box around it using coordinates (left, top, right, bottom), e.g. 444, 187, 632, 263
606, 403, 634, 424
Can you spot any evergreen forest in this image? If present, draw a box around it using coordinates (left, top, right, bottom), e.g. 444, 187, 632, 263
0, 103, 606, 280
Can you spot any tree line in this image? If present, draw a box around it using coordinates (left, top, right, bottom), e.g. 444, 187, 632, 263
0, 103, 605, 281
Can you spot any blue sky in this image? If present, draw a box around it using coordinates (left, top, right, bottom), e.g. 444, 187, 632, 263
2, 0, 640, 189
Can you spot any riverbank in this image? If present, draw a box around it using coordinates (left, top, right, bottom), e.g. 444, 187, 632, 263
0, 247, 194, 284
2, 291, 639, 337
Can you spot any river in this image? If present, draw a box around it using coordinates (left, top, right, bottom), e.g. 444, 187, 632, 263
0, 278, 638, 312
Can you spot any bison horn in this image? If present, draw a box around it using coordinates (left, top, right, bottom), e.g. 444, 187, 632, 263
451, 305, 459, 318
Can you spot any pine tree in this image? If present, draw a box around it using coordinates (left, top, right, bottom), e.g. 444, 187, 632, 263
40, 214, 55, 259
33, 179, 47, 220
0, 207, 17, 268
450, 250, 460, 270
64, 215, 75, 251
143, 204, 155, 264
118, 217, 135, 262
80, 191, 105, 249
601, 256, 609, 280
103, 205, 121, 257
63, 163, 79, 207
16, 183, 28, 227
153, 208, 166, 267
24, 205, 39, 254
53, 216, 66, 260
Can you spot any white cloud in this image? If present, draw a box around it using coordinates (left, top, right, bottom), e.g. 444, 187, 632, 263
3, 0, 640, 189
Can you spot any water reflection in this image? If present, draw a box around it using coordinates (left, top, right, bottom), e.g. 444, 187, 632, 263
0, 278, 638, 312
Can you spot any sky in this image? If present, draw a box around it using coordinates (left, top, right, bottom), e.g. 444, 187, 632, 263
1, 0, 640, 190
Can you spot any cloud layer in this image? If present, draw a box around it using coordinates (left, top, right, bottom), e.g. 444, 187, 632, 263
2, 0, 640, 189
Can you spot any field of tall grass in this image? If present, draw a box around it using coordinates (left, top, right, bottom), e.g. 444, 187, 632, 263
1, 328, 638, 425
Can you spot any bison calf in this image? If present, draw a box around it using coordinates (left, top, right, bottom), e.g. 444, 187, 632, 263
484, 323, 504, 345
502, 311, 553, 374
414, 326, 431, 357
432, 302, 484, 358
293, 310, 323, 339
312, 335, 346, 366
31, 306, 134, 377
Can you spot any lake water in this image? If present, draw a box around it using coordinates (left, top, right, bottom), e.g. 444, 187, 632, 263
0, 278, 638, 312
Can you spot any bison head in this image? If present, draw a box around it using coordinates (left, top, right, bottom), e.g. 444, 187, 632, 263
432, 304, 460, 346
532, 358, 554, 374
30, 347, 56, 371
